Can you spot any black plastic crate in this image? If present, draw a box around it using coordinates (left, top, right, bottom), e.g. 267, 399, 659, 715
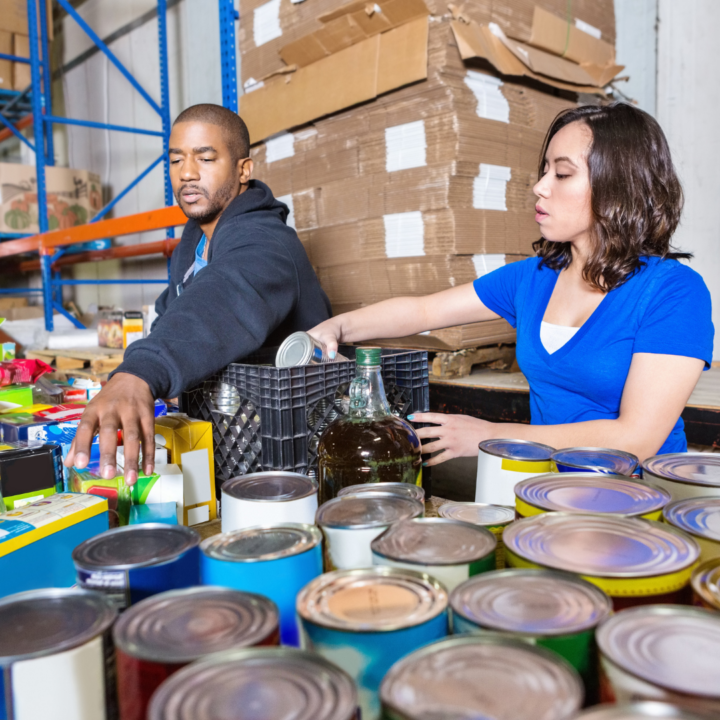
180, 346, 429, 488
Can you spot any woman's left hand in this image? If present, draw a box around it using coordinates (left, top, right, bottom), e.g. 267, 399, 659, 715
408, 412, 496, 467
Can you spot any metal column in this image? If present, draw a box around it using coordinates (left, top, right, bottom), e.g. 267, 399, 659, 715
219, 0, 239, 112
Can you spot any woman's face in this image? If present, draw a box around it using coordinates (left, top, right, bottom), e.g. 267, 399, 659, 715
533, 120, 593, 245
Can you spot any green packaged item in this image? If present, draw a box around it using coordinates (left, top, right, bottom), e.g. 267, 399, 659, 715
0, 386, 34, 411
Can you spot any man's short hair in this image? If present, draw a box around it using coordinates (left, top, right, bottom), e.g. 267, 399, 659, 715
173, 104, 251, 163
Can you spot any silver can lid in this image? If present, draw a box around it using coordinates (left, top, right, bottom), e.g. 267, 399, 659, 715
296, 566, 448, 632
504, 513, 699, 578
380, 635, 583, 720
691, 558, 720, 611
113, 587, 279, 663
371, 518, 496, 566
275, 331, 318, 367
551, 447, 639, 475
642, 453, 720, 488
663, 497, 720, 542
0, 588, 116, 665
597, 605, 720, 698
515, 473, 670, 517
574, 702, 716, 719
438, 502, 515, 527
201, 523, 322, 563
72, 523, 200, 571
478, 438, 555, 461
147, 647, 358, 720
337, 482, 425, 502
222, 472, 318, 503
450, 569, 612, 636
316, 494, 424, 530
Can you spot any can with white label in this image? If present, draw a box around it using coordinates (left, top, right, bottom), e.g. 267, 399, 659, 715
221, 471, 318, 532
316, 493, 424, 570
451, 568, 612, 703
597, 605, 720, 714
297, 567, 448, 720
504, 513, 700, 610
438, 502, 515, 568
72, 523, 201, 611
642, 453, 720, 501
551, 447, 639, 476
514, 473, 670, 520
337, 482, 425, 503
476, 439, 555, 506
663, 497, 720, 562
0, 588, 117, 720
380, 634, 583, 720
371, 518, 496, 592
148, 647, 359, 720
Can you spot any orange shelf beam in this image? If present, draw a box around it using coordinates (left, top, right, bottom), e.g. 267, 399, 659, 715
0, 115, 34, 144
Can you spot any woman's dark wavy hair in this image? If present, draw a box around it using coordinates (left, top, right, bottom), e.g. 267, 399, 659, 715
533, 102, 689, 291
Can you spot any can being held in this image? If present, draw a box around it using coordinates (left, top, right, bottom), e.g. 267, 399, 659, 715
691, 557, 720, 610
221, 471, 318, 533
642, 453, 720, 502
476, 439, 555, 506
438, 502, 515, 568
551, 447, 639, 476
371, 518, 496, 592
451, 568, 612, 704
663, 497, 720, 562
275, 331, 348, 366
380, 634, 583, 720
73, 523, 201, 611
338, 482, 425, 503
514, 473, 670, 520
148, 647, 359, 720
504, 513, 700, 610
114, 587, 280, 720
200, 523, 323, 646
316, 493, 424, 570
597, 605, 720, 714
297, 567, 449, 720
0, 588, 117, 720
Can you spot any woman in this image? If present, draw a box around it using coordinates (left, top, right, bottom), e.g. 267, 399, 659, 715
309, 103, 714, 466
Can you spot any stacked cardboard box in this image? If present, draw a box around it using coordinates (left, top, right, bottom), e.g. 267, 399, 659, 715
241, 0, 616, 349
0, 0, 52, 91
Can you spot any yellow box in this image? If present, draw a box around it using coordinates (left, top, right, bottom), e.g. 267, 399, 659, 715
155, 414, 216, 525
122, 311, 144, 349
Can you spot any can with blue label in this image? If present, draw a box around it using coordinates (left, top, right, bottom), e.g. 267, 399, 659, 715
551, 447, 639, 476
200, 523, 323, 647
72, 523, 200, 611
515, 473, 671, 520
297, 566, 449, 720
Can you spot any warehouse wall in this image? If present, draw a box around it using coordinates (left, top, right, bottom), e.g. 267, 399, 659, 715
656, 0, 720, 361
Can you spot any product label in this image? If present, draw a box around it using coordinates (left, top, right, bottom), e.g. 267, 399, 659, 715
473, 164, 511, 211
77, 569, 129, 611
464, 71, 510, 123
276, 194, 296, 229
383, 211, 424, 258
575, 18, 601, 39
472, 254, 506, 278
385, 120, 427, 172
265, 132, 295, 163
253, 0, 282, 47
124, 331, 143, 347
11, 495, 44, 509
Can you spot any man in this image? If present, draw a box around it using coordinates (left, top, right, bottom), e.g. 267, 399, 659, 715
67, 104, 331, 484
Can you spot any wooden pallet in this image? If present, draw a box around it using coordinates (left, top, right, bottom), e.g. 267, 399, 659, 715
26, 347, 125, 375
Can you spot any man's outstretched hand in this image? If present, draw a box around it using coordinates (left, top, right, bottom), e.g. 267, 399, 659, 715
65, 372, 156, 486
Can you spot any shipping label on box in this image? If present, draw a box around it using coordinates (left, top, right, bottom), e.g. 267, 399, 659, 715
0, 163, 103, 234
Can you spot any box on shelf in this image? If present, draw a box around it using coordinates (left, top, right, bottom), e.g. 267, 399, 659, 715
0, 163, 103, 235
98, 309, 123, 348
0, 0, 54, 39
12, 32, 29, 90
0, 493, 108, 598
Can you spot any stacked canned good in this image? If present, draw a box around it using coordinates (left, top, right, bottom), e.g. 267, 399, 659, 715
3, 447, 720, 720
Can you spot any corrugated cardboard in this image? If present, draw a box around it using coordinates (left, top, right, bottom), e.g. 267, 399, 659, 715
240, 16, 429, 142
0, 0, 53, 40
12, 33, 30, 90
371, 319, 517, 350
0, 30, 11, 90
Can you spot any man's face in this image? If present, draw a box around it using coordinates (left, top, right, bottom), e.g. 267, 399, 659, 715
169, 122, 249, 224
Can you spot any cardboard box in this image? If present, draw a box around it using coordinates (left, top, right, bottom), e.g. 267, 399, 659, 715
130, 464, 184, 525
0, 412, 58, 445
155, 415, 217, 526
12, 32, 30, 90
129, 502, 178, 526
0, 442, 63, 511
0, 493, 108, 598
0, 163, 103, 235
0, 0, 53, 39
0, 30, 11, 90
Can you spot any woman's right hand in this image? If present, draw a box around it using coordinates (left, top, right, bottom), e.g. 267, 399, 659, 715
308, 317, 345, 359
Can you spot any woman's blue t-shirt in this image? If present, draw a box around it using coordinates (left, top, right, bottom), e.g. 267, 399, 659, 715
473, 256, 714, 454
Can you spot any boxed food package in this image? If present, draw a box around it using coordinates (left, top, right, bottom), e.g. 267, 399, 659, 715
0, 163, 103, 234
122, 311, 144, 348
98, 309, 123, 348
155, 415, 217, 526
0, 442, 63, 510
0, 493, 108, 598
0, 412, 59, 445
129, 502, 178, 526
0, 385, 32, 410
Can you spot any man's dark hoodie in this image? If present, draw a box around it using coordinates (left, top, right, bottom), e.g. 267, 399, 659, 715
115, 180, 331, 398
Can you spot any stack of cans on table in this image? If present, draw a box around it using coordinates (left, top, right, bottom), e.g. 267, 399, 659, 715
3, 448, 720, 719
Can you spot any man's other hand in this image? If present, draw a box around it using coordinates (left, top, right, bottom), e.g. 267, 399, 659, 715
65, 373, 156, 486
